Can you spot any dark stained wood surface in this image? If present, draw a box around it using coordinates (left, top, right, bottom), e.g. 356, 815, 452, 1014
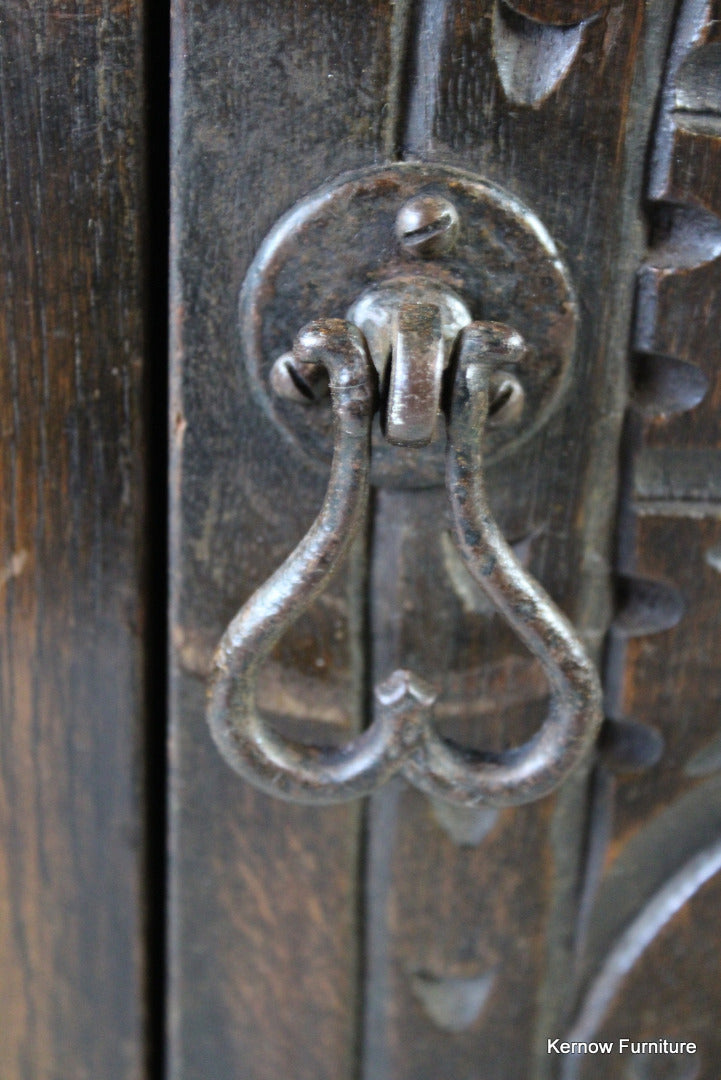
4, 0, 720, 1076
568, 5, 721, 1076
169, 1, 721, 1078
362, 487, 559, 1080
0, 3, 149, 1078
363, 5, 680, 1079
169, 2, 398, 1076
579, 863, 721, 1080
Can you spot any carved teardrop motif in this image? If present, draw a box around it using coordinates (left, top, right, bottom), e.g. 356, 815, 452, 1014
493, 1, 587, 105
503, 0, 607, 25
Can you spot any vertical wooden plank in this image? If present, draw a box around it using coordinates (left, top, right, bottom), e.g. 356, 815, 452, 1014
564, 7, 721, 1075
0, 3, 148, 1079
169, 2, 396, 1076
363, 487, 557, 1080
359, 4, 680, 1079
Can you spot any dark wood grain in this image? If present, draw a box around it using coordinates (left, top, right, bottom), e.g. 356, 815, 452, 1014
609, 517, 721, 851
362, 488, 554, 1080
170, 1, 721, 1078
169, 1, 397, 1076
568, 778, 721, 1079
569, 2, 721, 1070
579, 869, 721, 1080
364, 5, 680, 1079
0, 3, 148, 1078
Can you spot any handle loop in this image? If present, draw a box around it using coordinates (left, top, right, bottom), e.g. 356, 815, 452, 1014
403, 324, 603, 806
207, 320, 602, 805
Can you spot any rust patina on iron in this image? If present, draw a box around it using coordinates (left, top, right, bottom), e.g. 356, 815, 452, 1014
207, 319, 602, 806
240, 163, 577, 489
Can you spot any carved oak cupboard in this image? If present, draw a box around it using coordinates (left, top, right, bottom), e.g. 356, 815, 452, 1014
2, 2, 721, 1078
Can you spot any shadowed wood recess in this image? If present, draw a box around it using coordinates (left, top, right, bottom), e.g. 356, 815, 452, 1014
0, 4, 148, 1079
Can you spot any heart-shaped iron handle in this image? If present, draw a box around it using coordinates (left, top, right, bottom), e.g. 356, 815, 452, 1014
207, 319, 602, 806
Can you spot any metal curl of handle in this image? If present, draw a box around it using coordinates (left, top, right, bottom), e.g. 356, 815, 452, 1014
208, 320, 603, 806
208, 320, 432, 803
404, 323, 603, 806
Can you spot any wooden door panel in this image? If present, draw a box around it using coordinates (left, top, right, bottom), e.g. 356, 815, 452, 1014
570, 6, 721, 1066
0, 4, 149, 1078
358, 6, 682, 1077
169, 2, 398, 1075
169, 2, 721, 1078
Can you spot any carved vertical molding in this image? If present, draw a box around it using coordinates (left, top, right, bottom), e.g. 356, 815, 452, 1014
567, 2, 721, 1074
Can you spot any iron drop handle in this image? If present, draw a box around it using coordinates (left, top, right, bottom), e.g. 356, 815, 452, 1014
207, 319, 602, 807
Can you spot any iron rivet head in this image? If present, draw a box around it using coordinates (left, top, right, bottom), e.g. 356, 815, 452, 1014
396, 194, 460, 258
270, 352, 329, 404
488, 372, 525, 426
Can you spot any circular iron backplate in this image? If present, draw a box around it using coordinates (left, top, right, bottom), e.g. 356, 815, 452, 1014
240, 163, 577, 488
